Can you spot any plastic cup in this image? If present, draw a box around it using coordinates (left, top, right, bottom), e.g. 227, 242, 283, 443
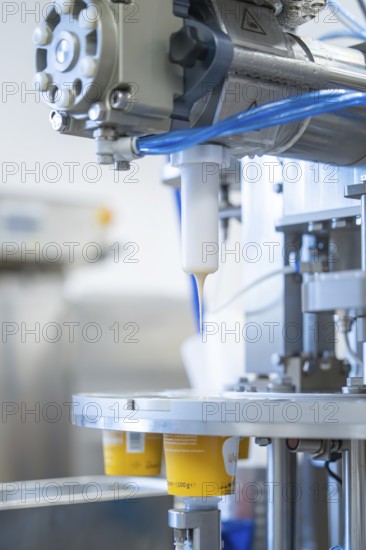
163, 434, 240, 497
103, 431, 163, 476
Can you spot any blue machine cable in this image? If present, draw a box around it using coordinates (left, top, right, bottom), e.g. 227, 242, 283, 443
174, 187, 202, 333
328, 1, 366, 38
137, 90, 366, 156
319, 1, 366, 40
320, 30, 366, 41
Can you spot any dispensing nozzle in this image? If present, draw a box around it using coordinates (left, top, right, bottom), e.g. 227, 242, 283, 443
171, 145, 230, 330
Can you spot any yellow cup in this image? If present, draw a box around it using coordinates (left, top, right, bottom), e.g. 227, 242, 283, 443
163, 434, 239, 497
238, 437, 250, 460
103, 431, 163, 476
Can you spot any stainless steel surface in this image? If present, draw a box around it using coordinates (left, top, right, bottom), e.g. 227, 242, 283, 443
73, 391, 366, 439
299, 456, 330, 550
277, 207, 360, 229
328, 457, 343, 550
267, 439, 296, 550
0, 484, 173, 550
230, 42, 366, 91
219, 35, 366, 164
0, 476, 168, 511
343, 441, 366, 550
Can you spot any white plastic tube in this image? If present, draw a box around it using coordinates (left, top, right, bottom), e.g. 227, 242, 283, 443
171, 145, 230, 276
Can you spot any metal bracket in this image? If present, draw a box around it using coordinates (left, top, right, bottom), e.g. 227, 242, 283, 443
345, 183, 366, 200
302, 270, 366, 314
169, 507, 221, 550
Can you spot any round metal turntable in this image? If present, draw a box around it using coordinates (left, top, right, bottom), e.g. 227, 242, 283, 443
72, 390, 366, 439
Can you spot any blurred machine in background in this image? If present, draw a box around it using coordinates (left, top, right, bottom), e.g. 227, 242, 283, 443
0, 190, 191, 481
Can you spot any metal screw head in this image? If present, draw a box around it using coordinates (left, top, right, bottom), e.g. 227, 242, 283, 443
110, 89, 131, 111
49, 110, 69, 132
114, 161, 130, 172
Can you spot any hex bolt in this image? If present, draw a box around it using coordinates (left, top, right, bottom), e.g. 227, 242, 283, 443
49, 111, 69, 132
110, 89, 131, 111
114, 161, 131, 172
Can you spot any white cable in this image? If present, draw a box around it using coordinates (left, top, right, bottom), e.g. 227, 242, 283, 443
208, 266, 296, 315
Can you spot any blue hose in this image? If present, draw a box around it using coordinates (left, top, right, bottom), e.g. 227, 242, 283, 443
173, 188, 202, 333
137, 90, 366, 156
320, 30, 366, 40
328, 1, 366, 36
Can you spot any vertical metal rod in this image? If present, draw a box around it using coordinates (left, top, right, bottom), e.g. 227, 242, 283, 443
343, 441, 366, 550
267, 439, 297, 550
361, 196, 366, 384
328, 459, 343, 548
361, 195, 366, 271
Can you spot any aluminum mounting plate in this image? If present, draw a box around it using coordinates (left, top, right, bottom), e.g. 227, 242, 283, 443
302, 270, 366, 314
72, 390, 366, 440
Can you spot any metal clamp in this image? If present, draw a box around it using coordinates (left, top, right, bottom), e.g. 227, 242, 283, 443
169, 507, 221, 550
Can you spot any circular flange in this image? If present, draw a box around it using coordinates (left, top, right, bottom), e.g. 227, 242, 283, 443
34, 0, 117, 114
72, 390, 366, 440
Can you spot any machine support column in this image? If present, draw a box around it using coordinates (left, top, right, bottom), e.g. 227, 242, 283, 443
343, 441, 366, 550
345, 184, 366, 383
267, 439, 297, 550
